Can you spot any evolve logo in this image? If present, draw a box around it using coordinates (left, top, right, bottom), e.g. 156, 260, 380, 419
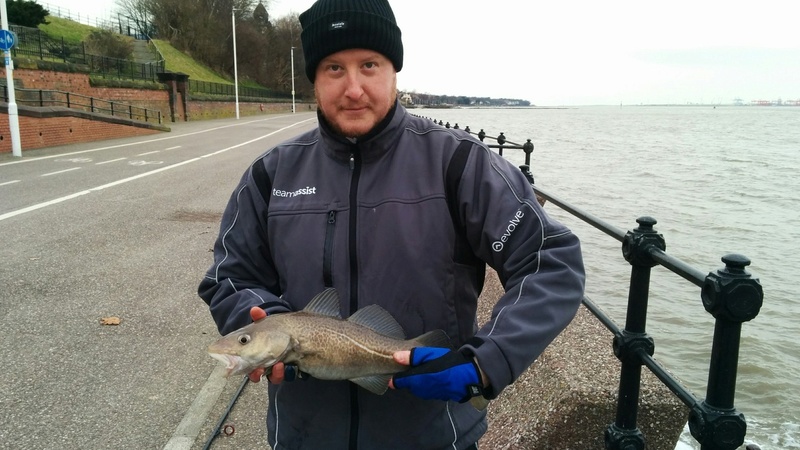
329, 21, 347, 30
272, 186, 317, 198
492, 210, 525, 252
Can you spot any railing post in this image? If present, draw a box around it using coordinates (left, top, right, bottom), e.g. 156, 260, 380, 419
522, 139, 534, 167
605, 216, 665, 450
66, 92, 71, 108
478, 129, 486, 142
497, 132, 506, 156
689, 254, 762, 450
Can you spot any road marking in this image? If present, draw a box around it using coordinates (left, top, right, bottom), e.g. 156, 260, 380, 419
96, 157, 127, 165
0, 180, 21, 187
165, 146, 181, 151
163, 365, 230, 450
137, 150, 161, 156
55, 157, 93, 163
128, 160, 164, 166
0, 115, 316, 167
41, 167, 81, 177
0, 122, 305, 223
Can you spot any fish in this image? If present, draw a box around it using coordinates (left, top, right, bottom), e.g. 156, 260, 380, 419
208, 288, 490, 409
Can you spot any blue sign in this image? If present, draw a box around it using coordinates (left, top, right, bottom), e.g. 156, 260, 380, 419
0, 29, 16, 51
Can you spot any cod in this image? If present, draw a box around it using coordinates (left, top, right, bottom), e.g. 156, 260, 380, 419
208, 288, 453, 397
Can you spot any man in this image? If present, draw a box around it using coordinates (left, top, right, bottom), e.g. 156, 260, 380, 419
198, 0, 585, 448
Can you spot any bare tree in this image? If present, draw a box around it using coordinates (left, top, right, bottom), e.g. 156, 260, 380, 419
112, 0, 314, 99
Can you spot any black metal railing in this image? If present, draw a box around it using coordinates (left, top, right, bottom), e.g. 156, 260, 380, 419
2, 85, 162, 125
40, 1, 156, 39
9, 25, 165, 81
188, 79, 291, 101
422, 116, 764, 450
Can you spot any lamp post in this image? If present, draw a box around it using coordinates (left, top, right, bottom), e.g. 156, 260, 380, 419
290, 47, 296, 113
1, 0, 22, 157
232, 7, 240, 119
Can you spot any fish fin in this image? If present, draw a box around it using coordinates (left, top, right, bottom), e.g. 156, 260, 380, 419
469, 395, 490, 411
411, 329, 452, 349
350, 374, 391, 395
303, 288, 342, 318
347, 305, 406, 339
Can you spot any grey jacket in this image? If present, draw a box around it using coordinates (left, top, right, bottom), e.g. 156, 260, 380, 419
199, 102, 585, 450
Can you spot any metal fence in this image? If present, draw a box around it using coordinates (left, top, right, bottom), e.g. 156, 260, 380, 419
422, 117, 763, 450
39, 1, 152, 39
188, 79, 291, 101
9, 25, 164, 81
2, 85, 162, 125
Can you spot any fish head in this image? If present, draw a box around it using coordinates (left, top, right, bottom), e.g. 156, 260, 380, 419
207, 322, 292, 377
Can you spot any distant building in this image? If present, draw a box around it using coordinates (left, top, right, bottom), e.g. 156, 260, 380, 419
400, 92, 414, 106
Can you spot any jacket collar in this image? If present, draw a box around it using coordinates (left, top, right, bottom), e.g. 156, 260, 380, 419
318, 100, 407, 164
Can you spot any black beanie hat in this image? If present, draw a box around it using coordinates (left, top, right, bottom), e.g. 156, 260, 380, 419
299, 0, 403, 82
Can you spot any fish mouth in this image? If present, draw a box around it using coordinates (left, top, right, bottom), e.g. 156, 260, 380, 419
209, 353, 245, 377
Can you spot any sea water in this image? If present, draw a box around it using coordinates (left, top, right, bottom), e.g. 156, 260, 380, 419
417, 105, 800, 449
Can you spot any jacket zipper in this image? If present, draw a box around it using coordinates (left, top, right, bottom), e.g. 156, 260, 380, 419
347, 148, 362, 450
323, 210, 336, 288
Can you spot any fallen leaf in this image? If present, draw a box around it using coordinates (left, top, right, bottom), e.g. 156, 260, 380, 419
100, 317, 121, 325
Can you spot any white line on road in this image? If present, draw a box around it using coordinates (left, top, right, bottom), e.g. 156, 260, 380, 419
165, 146, 182, 150
0, 122, 307, 223
96, 157, 128, 165
137, 150, 161, 156
0, 180, 21, 187
41, 167, 81, 177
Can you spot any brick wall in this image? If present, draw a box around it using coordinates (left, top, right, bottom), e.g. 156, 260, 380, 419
1, 67, 314, 154
10, 69, 171, 114
0, 112, 161, 153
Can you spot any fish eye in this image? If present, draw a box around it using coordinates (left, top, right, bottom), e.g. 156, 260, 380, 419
238, 334, 251, 345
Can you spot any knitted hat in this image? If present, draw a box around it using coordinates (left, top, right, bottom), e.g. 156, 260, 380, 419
299, 0, 403, 82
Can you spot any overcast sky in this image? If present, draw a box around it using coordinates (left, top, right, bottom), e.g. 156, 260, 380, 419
38, 0, 800, 106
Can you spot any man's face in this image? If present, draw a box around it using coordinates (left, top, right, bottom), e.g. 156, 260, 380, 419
314, 49, 397, 138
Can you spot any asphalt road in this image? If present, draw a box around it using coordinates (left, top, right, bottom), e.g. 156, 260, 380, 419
0, 113, 318, 450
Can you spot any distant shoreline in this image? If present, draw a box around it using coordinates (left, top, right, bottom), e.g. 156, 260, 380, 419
414, 104, 798, 109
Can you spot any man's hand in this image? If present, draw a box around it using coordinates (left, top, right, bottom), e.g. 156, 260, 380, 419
247, 307, 304, 384
390, 347, 485, 403
246, 307, 287, 384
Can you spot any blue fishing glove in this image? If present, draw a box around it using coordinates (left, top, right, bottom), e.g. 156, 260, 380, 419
393, 347, 484, 403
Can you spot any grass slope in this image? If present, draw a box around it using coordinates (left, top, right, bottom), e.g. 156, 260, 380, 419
36, 16, 234, 85
39, 16, 97, 45
150, 39, 232, 84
